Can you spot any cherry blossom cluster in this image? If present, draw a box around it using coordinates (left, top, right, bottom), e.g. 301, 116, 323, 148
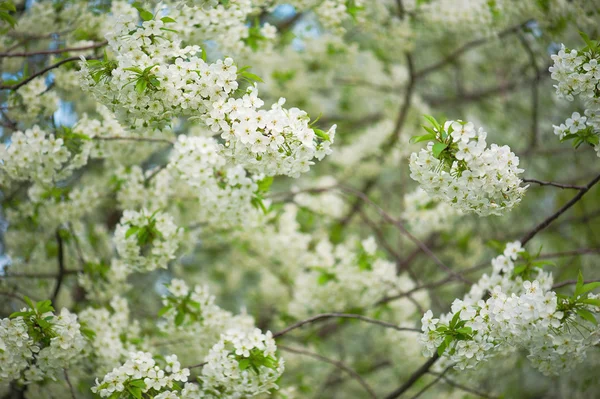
212, 85, 337, 177
157, 279, 257, 366
420, 242, 600, 376
7, 77, 58, 125
288, 237, 409, 317
201, 328, 284, 397
0, 126, 70, 186
79, 297, 141, 372
91, 351, 191, 398
114, 209, 181, 272
79, 8, 335, 178
409, 118, 526, 216
550, 39, 600, 156
168, 135, 264, 227
165, 0, 277, 55
0, 301, 86, 383
401, 187, 461, 238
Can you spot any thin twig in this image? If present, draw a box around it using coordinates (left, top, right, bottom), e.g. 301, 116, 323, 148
428, 370, 498, 399
520, 173, 600, 245
409, 365, 453, 399
522, 178, 585, 190
94, 136, 175, 144
63, 369, 77, 399
0, 41, 107, 57
552, 278, 600, 289
338, 184, 470, 284
279, 345, 377, 399
186, 362, 207, 369
384, 353, 440, 399
51, 230, 66, 305
414, 22, 528, 79
272, 313, 420, 339
0, 56, 84, 91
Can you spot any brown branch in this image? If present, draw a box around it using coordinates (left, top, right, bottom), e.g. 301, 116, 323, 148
338, 184, 470, 284
94, 136, 175, 144
522, 178, 586, 190
520, 173, 600, 245
516, 33, 542, 152
0, 41, 107, 57
1, 270, 79, 279
186, 362, 207, 369
51, 230, 66, 305
0, 291, 28, 304
414, 22, 528, 79
428, 370, 499, 399
384, 353, 440, 399
278, 345, 377, 399
0, 56, 83, 91
552, 278, 600, 289
409, 365, 453, 399
63, 369, 77, 399
272, 313, 420, 339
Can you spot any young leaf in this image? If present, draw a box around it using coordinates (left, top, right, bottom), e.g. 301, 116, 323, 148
577, 308, 597, 325
432, 142, 448, 158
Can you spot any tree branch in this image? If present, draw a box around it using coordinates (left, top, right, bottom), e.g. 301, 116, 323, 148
520, 173, 600, 245
278, 344, 377, 399
522, 178, 586, 190
384, 353, 440, 399
0, 41, 107, 57
272, 313, 420, 339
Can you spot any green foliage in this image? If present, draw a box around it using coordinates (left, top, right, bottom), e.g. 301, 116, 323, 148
236, 348, 278, 375
125, 210, 164, 250
56, 126, 91, 155
86, 51, 118, 84
434, 311, 474, 356
510, 248, 554, 281
238, 66, 264, 83
158, 292, 203, 327
557, 271, 600, 326
9, 297, 57, 347
251, 176, 273, 214
122, 65, 161, 94
0, 1, 16, 27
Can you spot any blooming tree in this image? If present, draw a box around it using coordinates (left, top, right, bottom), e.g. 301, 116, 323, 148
1, 1, 600, 398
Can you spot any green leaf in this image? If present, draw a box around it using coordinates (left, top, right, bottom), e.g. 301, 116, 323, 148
23, 296, 35, 310
161, 16, 176, 23
317, 271, 336, 285
126, 226, 140, 239
175, 311, 185, 326
437, 335, 452, 356
0, 2, 16, 12
127, 386, 142, 399
239, 358, 250, 370
158, 305, 171, 317
9, 311, 30, 319
139, 9, 154, 21
239, 70, 263, 83
257, 176, 274, 192
409, 132, 436, 144
129, 379, 146, 388
579, 31, 596, 50
432, 142, 448, 158
422, 115, 441, 131
314, 128, 330, 141
577, 308, 597, 325
0, 10, 16, 27
135, 79, 147, 94
578, 282, 600, 297
581, 298, 600, 307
